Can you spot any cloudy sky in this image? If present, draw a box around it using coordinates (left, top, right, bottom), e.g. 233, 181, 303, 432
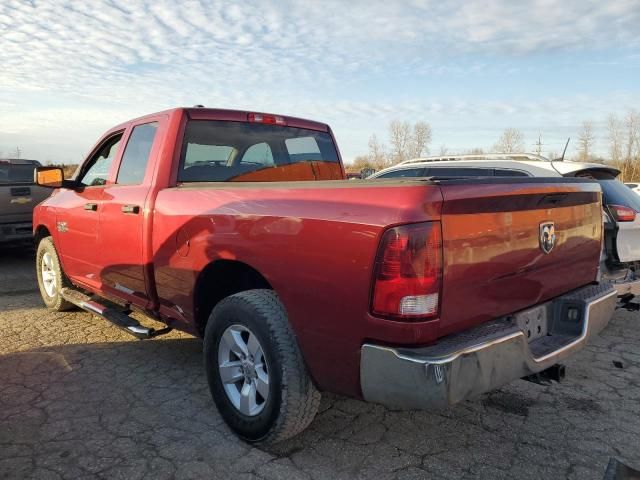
1, 0, 639, 164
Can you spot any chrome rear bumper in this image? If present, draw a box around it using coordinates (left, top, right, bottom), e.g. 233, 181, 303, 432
360, 283, 617, 409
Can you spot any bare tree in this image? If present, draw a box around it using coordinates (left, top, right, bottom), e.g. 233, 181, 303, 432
608, 114, 624, 164
608, 110, 640, 181
351, 155, 375, 172
388, 121, 412, 164
493, 128, 524, 153
577, 121, 595, 161
467, 148, 485, 155
408, 121, 432, 159
387, 120, 432, 164
624, 110, 640, 181
439, 145, 449, 156
368, 134, 388, 170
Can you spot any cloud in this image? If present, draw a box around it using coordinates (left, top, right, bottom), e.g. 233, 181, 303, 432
0, 0, 638, 161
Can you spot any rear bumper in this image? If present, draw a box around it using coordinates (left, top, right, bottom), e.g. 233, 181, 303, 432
612, 278, 640, 297
360, 283, 617, 409
0, 222, 33, 243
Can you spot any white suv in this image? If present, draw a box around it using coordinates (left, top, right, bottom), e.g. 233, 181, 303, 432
369, 154, 640, 302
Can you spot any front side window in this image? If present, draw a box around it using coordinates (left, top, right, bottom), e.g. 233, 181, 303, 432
178, 121, 339, 182
240, 142, 274, 166
116, 122, 158, 185
78, 134, 123, 187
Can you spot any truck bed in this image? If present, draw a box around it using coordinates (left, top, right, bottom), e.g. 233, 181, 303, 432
151, 176, 602, 396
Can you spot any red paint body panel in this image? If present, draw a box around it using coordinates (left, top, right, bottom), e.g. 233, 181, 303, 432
33, 108, 604, 399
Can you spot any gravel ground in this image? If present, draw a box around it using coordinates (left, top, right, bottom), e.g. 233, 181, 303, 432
1, 244, 639, 480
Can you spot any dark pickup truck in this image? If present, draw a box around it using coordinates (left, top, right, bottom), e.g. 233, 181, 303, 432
0, 159, 51, 244
32, 107, 617, 444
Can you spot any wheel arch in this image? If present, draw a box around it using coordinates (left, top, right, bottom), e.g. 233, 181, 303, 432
193, 259, 273, 337
34, 224, 52, 245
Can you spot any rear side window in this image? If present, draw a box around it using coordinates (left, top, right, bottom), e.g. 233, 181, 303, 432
426, 167, 493, 177
117, 122, 158, 185
598, 179, 640, 211
0, 164, 36, 184
376, 168, 425, 178
494, 169, 530, 177
178, 121, 339, 182
285, 137, 322, 161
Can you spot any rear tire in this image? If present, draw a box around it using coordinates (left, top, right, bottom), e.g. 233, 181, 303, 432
203, 289, 321, 444
36, 237, 74, 311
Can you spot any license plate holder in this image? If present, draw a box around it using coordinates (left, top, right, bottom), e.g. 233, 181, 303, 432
514, 304, 549, 342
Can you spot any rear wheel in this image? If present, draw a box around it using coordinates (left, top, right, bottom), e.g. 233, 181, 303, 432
36, 237, 74, 311
203, 289, 321, 444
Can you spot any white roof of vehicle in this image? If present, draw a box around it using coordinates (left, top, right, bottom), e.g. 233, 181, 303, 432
369, 153, 620, 178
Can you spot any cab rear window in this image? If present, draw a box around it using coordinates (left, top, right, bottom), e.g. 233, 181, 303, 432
178, 121, 340, 182
0, 164, 36, 184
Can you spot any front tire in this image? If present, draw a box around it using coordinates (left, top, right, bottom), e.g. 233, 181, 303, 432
203, 289, 321, 444
36, 237, 74, 311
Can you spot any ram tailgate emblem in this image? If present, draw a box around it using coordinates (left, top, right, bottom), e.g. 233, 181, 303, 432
539, 222, 556, 254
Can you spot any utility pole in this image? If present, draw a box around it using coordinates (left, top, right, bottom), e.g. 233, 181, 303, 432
13, 146, 22, 159
534, 133, 543, 156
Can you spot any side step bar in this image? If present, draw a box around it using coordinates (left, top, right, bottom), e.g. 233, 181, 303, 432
61, 288, 172, 340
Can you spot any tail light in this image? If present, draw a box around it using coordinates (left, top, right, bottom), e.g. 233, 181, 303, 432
610, 205, 636, 222
371, 222, 442, 320
247, 113, 286, 126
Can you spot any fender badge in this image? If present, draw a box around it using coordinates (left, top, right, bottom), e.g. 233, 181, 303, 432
10, 197, 32, 204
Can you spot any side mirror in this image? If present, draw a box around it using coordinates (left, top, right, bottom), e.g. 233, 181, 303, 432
34, 166, 74, 189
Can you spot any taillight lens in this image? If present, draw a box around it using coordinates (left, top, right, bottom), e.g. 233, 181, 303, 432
610, 204, 637, 222
247, 112, 286, 125
371, 222, 442, 320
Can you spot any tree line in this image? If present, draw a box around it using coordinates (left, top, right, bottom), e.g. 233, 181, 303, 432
351, 109, 640, 182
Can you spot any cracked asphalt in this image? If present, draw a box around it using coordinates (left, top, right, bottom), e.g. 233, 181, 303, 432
1, 245, 639, 480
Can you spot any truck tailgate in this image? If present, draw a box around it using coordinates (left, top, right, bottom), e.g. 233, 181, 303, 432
0, 184, 51, 224
438, 178, 602, 337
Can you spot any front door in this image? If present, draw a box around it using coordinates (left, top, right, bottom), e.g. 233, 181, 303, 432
98, 120, 162, 308
56, 132, 124, 290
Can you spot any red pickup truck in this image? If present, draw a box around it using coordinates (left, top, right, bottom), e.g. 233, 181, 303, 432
33, 107, 617, 444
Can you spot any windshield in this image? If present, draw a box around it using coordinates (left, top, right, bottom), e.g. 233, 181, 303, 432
598, 179, 640, 211
178, 120, 341, 182
0, 164, 36, 184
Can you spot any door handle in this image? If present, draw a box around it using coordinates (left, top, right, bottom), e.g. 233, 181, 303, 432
84, 203, 98, 211
121, 204, 140, 214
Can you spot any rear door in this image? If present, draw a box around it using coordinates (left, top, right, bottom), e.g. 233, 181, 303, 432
56, 133, 124, 289
98, 118, 163, 308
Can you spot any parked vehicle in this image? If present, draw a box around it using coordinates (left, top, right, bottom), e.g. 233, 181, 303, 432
0, 159, 51, 244
33, 109, 616, 444
369, 154, 640, 303
625, 182, 640, 195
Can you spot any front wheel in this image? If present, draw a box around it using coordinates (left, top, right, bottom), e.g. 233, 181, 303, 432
203, 289, 321, 444
36, 237, 74, 311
